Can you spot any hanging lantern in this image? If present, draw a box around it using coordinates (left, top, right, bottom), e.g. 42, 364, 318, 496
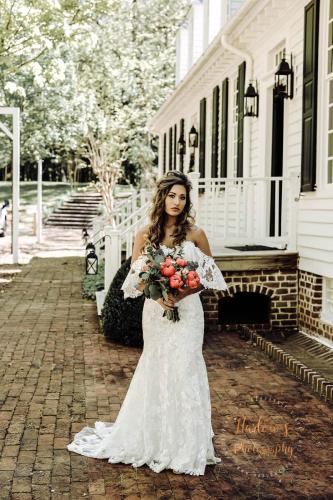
85, 242, 95, 256
86, 250, 98, 275
244, 81, 259, 117
188, 125, 198, 148
177, 135, 186, 155
274, 52, 294, 99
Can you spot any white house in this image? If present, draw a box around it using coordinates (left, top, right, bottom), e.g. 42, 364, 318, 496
148, 0, 333, 344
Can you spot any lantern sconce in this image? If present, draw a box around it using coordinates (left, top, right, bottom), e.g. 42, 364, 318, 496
244, 80, 259, 117
274, 50, 294, 100
86, 249, 98, 275
188, 125, 198, 149
188, 125, 198, 173
85, 241, 95, 256
177, 134, 186, 155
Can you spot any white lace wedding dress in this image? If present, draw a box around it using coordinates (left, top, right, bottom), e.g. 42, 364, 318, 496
67, 240, 228, 475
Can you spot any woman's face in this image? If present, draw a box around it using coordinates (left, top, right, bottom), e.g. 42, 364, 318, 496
164, 183, 187, 217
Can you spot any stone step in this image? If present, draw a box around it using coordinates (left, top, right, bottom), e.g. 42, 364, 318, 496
47, 216, 95, 222
53, 208, 99, 214
45, 220, 93, 227
46, 191, 102, 228
64, 200, 100, 207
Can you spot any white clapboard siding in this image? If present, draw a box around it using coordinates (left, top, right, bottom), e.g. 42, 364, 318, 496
298, 196, 333, 275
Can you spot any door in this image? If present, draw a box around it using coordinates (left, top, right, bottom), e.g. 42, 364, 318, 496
269, 88, 284, 237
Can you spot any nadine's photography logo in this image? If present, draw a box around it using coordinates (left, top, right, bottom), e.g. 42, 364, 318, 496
231, 415, 294, 459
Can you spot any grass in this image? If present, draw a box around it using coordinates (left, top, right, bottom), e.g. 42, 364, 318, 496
0, 181, 135, 207
0, 181, 76, 206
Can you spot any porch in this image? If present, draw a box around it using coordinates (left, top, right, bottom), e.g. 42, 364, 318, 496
92, 172, 300, 312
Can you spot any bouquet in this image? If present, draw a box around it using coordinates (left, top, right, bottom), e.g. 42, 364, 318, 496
139, 245, 201, 322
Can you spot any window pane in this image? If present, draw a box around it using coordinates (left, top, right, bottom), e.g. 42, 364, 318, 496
329, 132, 333, 157
330, 0, 333, 20
329, 22, 333, 47
329, 49, 333, 74
330, 80, 333, 104
329, 106, 333, 130
328, 159, 333, 183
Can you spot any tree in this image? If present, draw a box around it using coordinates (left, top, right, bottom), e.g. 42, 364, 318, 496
0, 0, 189, 189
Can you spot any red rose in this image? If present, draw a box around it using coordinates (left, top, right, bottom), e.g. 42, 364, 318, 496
161, 265, 176, 277
176, 258, 187, 267
169, 275, 184, 288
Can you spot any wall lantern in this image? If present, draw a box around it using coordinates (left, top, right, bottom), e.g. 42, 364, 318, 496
188, 125, 198, 173
85, 241, 95, 256
177, 135, 186, 155
188, 125, 198, 148
244, 81, 259, 117
86, 250, 98, 275
274, 51, 294, 99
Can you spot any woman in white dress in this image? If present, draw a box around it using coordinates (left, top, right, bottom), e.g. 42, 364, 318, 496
67, 171, 228, 476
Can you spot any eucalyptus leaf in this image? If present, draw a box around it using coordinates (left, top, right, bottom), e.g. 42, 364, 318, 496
149, 284, 162, 300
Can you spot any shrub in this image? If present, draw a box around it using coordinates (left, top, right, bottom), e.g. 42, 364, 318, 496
101, 256, 144, 347
83, 261, 105, 299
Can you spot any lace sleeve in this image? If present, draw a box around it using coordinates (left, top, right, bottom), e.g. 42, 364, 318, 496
121, 255, 146, 299
194, 246, 228, 291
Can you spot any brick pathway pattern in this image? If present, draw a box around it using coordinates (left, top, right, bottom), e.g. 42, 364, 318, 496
0, 257, 333, 499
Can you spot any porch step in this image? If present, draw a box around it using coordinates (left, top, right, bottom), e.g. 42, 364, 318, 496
241, 327, 333, 406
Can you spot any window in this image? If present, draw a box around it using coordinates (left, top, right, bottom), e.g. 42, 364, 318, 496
232, 76, 239, 177
328, 0, 333, 183
322, 277, 333, 325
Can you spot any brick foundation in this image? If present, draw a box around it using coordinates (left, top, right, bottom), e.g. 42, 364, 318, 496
201, 267, 298, 333
298, 270, 333, 343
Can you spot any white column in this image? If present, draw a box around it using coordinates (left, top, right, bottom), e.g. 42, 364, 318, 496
192, 0, 204, 65
208, 0, 222, 43
12, 108, 20, 264
203, 0, 209, 50
37, 159, 43, 243
176, 24, 189, 84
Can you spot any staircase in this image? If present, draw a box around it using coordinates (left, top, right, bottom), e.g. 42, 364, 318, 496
45, 192, 103, 228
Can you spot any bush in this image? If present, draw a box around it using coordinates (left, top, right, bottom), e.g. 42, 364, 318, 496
101, 257, 145, 347
83, 262, 105, 299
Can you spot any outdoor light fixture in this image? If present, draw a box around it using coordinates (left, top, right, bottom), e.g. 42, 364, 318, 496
188, 125, 198, 148
85, 241, 95, 256
274, 51, 294, 99
86, 250, 98, 275
177, 135, 186, 155
244, 81, 259, 117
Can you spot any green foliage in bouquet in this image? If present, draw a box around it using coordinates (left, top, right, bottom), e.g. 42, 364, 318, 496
101, 257, 144, 348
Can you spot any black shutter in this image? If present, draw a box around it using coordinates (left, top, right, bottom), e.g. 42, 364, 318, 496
199, 98, 206, 177
180, 118, 185, 172
237, 61, 246, 177
174, 124, 177, 170
169, 127, 173, 170
211, 85, 220, 177
301, 0, 320, 191
221, 78, 228, 177
163, 133, 166, 173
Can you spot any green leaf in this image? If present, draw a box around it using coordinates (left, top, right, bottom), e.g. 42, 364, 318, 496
149, 284, 162, 300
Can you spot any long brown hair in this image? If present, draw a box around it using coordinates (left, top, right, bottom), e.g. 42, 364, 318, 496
142, 171, 195, 251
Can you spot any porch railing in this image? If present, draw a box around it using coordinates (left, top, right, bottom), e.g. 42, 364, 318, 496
196, 174, 299, 250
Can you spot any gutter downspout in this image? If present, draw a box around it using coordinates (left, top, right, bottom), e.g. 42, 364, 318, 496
220, 33, 253, 178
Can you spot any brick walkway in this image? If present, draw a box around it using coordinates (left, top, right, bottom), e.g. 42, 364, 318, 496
0, 257, 333, 500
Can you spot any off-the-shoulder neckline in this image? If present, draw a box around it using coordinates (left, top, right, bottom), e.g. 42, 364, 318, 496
159, 240, 196, 251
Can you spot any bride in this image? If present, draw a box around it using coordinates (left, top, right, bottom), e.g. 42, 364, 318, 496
67, 170, 228, 476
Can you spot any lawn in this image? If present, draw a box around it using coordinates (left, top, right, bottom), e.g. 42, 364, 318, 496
0, 181, 75, 207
